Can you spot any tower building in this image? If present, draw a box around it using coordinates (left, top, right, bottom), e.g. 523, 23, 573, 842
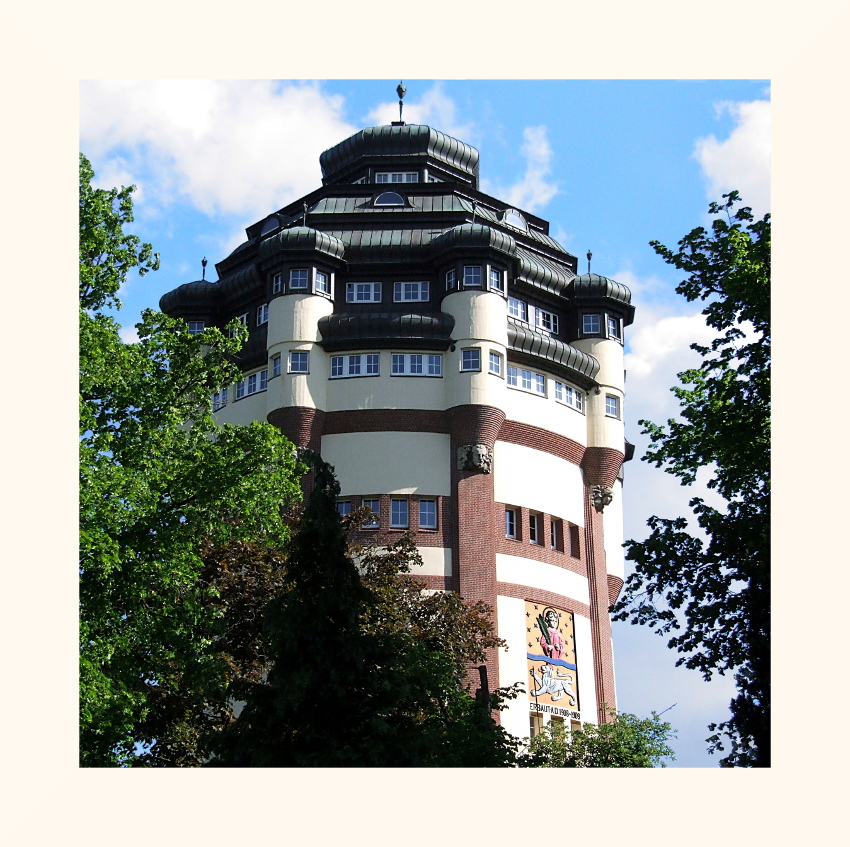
160, 119, 634, 740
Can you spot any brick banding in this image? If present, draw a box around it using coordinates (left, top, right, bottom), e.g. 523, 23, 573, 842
494, 583, 591, 620
580, 446, 625, 487
607, 574, 624, 608
497, 420, 585, 466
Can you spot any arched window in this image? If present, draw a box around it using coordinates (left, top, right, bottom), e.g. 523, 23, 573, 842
374, 191, 405, 207
502, 208, 528, 231
260, 215, 281, 235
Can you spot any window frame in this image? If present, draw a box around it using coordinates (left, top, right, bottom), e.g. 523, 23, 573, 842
272, 273, 283, 295
375, 171, 419, 183
257, 303, 269, 326
272, 355, 281, 378
505, 508, 517, 539
554, 381, 584, 413
582, 313, 601, 335
346, 282, 382, 303
488, 351, 503, 376
605, 394, 621, 419
391, 353, 442, 377
508, 297, 528, 322
393, 281, 429, 303
507, 364, 546, 396
330, 353, 380, 379
390, 498, 409, 529
529, 513, 540, 545
314, 270, 330, 296
488, 267, 504, 293
535, 307, 559, 335
445, 268, 456, 290
188, 320, 205, 335
362, 498, 380, 529
289, 268, 309, 291
461, 348, 481, 372
289, 351, 310, 374
463, 265, 482, 288
607, 314, 622, 341
418, 499, 437, 530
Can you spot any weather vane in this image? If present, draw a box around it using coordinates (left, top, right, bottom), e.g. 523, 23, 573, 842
587, 250, 592, 274
396, 81, 406, 124
201, 257, 207, 281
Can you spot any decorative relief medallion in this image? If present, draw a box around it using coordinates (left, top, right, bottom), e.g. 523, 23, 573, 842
590, 484, 614, 512
526, 601, 580, 719
456, 443, 493, 474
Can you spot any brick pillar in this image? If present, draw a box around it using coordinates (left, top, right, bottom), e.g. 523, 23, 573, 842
447, 405, 505, 705
267, 406, 326, 497
580, 446, 624, 723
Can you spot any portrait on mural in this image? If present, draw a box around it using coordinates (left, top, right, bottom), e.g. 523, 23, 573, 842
525, 601, 580, 718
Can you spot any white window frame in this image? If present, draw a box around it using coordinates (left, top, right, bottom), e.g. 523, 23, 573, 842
489, 267, 504, 293
289, 269, 309, 290
374, 191, 405, 206
489, 351, 503, 376
337, 501, 352, 518
461, 348, 481, 372
607, 314, 622, 340
362, 498, 380, 529
375, 171, 419, 183
445, 268, 456, 290
346, 282, 381, 303
393, 281, 429, 302
419, 499, 437, 530
529, 513, 540, 545
505, 508, 517, 539
463, 265, 482, 288
605, 394, 621, 419
212, 387, 228, 411
315, 270, 330, 295
235, 379, 245, 400
227, 313, 249, 339
535, 308, 559, 335
257, 303, 269, 325
508, 297, 528, 322
188, 320, 205, 335
289, 351, 309, 374
507, 365, 546, 396
390, 498, 409, 529
582, 313, 601, 335
272, 273, 283, 294
554, 381, 584, 413
272, 355, 281, 378
330, 353, 380, 379
391, 353, 442, 377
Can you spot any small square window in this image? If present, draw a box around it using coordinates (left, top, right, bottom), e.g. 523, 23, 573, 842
489, 351, 502, 376
583, 313, 601, 335
463, 266, 482, 287
257, 304, 269, 325
419, 499, 437, 530
445, 268, 456, 290
272, 273, 283, 294
605, 394, 621, 419
391, 499, 409, 529
337, 502, 352, 518
489, 268, 504, 292
289, 351, 309, 374
362, 498, 380, 529
188, 320, 205, 335
461, 349, 481, 372
505, 508, 517, 539
272, 355, 281, 377
315, 271, 330, 294
290, 269, 309, 290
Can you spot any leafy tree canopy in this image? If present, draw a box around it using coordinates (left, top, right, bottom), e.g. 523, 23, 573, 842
79, 154, 302, 766
612, 192, 770, 767
526, 706, 676, 768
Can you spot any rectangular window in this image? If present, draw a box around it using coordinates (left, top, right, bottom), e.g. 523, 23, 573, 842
257, 303, 269, 325
259, 369, 268, 391
188, 320, 205, 335
489, 268, 504, 292
427, 354, 442, 376
508, 297, 528, 322
550, 519, 558, 550
235, 380, 245, 400
461, 348, 481, 372
247, 373, 257, 394
346, 282, 381, 303
366, 353, 380, 375
529, 513, 540, 544
337, 502, 352, 518
505, 508, 517, 539
331, 356, 344, 377
289, 351, 309, 374
272, 355, 281, 377
445, 268, 456, 290
376, 172, 418, 183
605, 394, 621, 419
290, 269, 309, 290
315, 271, 330, 294
390, 499, 409, 529
391, 353, 441, 376
409, 354, 423, 374
227, 313, 248, 339
489, 351, 502, 376
212, 387, 228, 411
272, 273, 283, 294
348, 356, 362, 376
362, 498, 380, 528
607, 315, 621, 340
507, 365, 546, 396
463, 266, 482, 287
419, 499, 437, 529
535, 308, 559, 335
530, 713, 543, 739
330, 353, 381, 378
554, 381, 584, 413
394, 281, 429, 302
582, 313, 601, 334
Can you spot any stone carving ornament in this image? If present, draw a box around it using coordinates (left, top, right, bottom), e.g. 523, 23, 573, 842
457, 443, 493, 474
590, 485, 614, 512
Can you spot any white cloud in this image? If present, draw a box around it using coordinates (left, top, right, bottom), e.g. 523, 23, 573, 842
80, 80, 357, 221
625, 311, 715, 382
694, 99, 770, 217
363, 82, 476, 145
481, 125, 558, 214
118, 324, 140, 345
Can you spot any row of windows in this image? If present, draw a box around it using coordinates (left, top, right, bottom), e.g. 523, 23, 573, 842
337, 497, 439, 530
444, 265, 505, 293
271, 268, 332, 298
505, 508, 581, 556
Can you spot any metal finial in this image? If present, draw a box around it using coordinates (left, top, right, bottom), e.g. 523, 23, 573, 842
471, 200, 478, 226
202, 257, 207, 281
397, 80, 406, 123
302, 202, 308, 227
587, 250, 592, 274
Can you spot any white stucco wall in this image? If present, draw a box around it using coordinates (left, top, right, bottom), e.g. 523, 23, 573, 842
320, 431, 451, 496
574, 613, 597, 722
493, 441, 584, 526
413, 547, 452, 577
495, 553, 589, 605
500, 385, 588, 446
496, 595, 533, 740
603, 479, 625, 581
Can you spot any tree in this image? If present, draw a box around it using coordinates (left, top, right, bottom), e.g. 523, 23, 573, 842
612, 192, 770, 767
526, 706, 676, 768
211, 455, 522, 767
79, 154, 302, 766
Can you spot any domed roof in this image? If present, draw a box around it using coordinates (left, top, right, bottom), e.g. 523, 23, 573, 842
319, 124, 479, 187
258, 226, 345, 261
159, 279, 218, 314
571, 272, 632, 306
430, 223, 516, 257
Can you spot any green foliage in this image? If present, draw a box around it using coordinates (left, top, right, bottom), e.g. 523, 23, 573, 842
211, 456, 522, 767
79, 154, 302, 766
526, 706, 676, 768
612, 192, 770, 767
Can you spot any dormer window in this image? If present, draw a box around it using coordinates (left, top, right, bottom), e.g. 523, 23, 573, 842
260, 215, 281, 236
376, 172, 418, 183
502, 208, 528, 231
374, 191, 405, 207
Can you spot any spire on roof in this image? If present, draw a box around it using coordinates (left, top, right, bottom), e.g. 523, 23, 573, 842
393, 81, 407, 126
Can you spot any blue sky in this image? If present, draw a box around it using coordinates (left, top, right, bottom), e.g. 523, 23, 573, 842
80, 78, 770, 767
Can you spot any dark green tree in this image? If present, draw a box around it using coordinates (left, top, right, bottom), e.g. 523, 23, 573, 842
525, 706, 676, 768
79, 154, 302, 766
211, 456, 522, 767
612, 192, 770, 767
